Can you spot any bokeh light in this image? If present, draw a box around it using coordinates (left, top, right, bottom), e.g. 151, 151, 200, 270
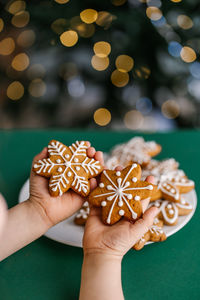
28, 79, 46, 97
0, 18, 4, 32
96, 11, 113, 29
7, 81, 24, 100
180, 46, 196, 63
11, 53, 29, 71
189, 62, 200, 79
177, 15, 193, 30
11, 11, 30, 28
80, 9, 98, 24
168, 41, 182, 57
133, 66, 151, 79
111, 70, 129, 87
0, 38, 15, 55
124, 110, 144, 129
136, 97, 152, 115
91, 55, 109, 71
111, 0, 127, 6
70, 17, 95, 38
54, 0, 70, 3
94, 108, 111, 126
93, 41, 111, 58
161, 100, 180, 119
115, 55, 134, 72
68, 77, 85, 98
170, 0, 182, 2
146, 7, 162, 21
51, 18, 68, 35
60, 30, 78, 47
17, 30, 36, 48
6, 1, 26, 14
147, 0, 162, 8
27, 64, 46, 79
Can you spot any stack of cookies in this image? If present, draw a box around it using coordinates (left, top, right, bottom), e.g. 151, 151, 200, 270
74, 137, 195, 250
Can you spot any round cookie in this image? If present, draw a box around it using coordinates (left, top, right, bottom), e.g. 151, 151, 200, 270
33, 140, 103, 197
88, 164, 156, 225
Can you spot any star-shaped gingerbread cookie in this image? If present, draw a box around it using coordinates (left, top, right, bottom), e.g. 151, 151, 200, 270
89, 164, 156, 225
33, 140, 103, 197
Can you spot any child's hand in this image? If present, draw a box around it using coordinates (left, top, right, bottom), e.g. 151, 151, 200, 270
29, 143, 104, 228
83, 169, 158, 259
0, 194, 7, 238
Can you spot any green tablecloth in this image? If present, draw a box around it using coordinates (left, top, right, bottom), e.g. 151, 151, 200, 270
0, 130, 199, 300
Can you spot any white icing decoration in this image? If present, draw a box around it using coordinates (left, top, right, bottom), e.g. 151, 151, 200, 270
132, 177, 137, 182
119, 209, 125, 216
67, 172, 72, 177
135, 196, 140, 201
74, 158, 79, 163
65, 154, 70, 159
58, 167, 62, 173
127, 194, 133, 200
169, 209, 174, 215
149, 200, 178, 224
76, 166, 80, 171
116, 171, 121, 176
99, 183, 105, 188
76, 201, 90, 219
167, 204, 172, 209
101, 201, 107, 207
56, 159, 61, 163
107, 185, 113, 190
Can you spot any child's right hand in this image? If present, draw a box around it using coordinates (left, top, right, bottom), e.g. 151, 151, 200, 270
83, 170, 158, 259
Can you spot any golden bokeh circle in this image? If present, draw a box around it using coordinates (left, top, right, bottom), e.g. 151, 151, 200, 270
146, 7, 162, 21
180, 46, 196, 63
80, 9, 98, 24
6, 1, 26, 14
60, 30, 78, 47
161, 100, 180, 119
0, 37, 15, 55
111, 0, 127, 6
124, 110, 144, 130
115, 55, 134, 73
94, 108, 111, 126
70, 17, 95, 38
28, 79, 46, 97
17, 30, 36, 48
133, 66, 151, 79
111, 70, 129, 87
93, 41, 111, 58
11, 53, 29, 71
0, 18, 4, 32
7, 81, 24, 100
91, 55, 109, 71
54, 0, 70, 3
11, 11, 30, 28
51, 18, 68, 35
177, 15, 193, 30
27, 64, 46, 79
96, 11, 113, 29
170, 0, 182, 2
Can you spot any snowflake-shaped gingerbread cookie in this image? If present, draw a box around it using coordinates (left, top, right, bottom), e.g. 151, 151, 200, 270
89, 164, 156, 225
33, 140, 103, 197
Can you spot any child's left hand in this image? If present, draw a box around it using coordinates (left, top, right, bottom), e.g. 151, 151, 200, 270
29, 143, 104, 228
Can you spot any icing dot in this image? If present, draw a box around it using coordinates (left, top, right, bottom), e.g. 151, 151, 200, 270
74, 158, 79, 163
154, 218, 159, 224
171, 188, 175, 193
116, 171, 121, 176
67, 172, 72, 177
169, 209, 174, 215
127, 194, 133, 200
56, 159, 61, 164
181, 178, 186, 183
166, 185, 171, 189
132, 163, 137, 168
163, 183, 167, 187
107, 185, 113, 190
132, 177, 137, 183
125, 181, 130, 187
119, 209, 125, 216
118, 201, 123, 207
167, 204, 172, 209
181, 199, 186, 204
52, 187, 57, 192
155, 202, 160, 207
34, 164, 38, 168
76, 166, 80, 171
160, 230, 163, 234
147, 185, 153, 190
58, 167, 62, 173
135, 195, 140, 201
65, 154, 70, 159
101, 201, 107, 207
107, 196, 113, 201
99, 183, 105, 188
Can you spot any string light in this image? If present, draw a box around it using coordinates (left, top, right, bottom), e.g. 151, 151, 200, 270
111, 70, 129, 87
93, 41, 111, 58
111, 0, 127, 6
54, 0, 70, 3
11, 11, 30, 28
146, 7, 162, 21
133, 66, 151, 79
93, 108, 111, 126
17, 30, 36, 48
177, 15, 193, 30
96, 11, 113, 29
124, 110, 144, 130
6, 1, 26, 14
0, 38, 15, 55
28, 79, 46, 97
7, 81, 24, 100
180, 46, 196, 63
60, 30, 78, 47
80, 9, 98, 24
51, 18, 68, 35
70, 17, 95, 38
170, 0, 182, 2
11, 53, 29, 71
161, 100, 180, 119
0, 18, 4, 32
115, 55, 134, 72
91, 55, 109, 71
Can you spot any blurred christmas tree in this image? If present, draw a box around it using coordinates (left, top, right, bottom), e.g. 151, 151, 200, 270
0, 0, 200, 130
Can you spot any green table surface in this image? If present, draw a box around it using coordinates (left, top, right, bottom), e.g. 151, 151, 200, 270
0, 130, 199, 300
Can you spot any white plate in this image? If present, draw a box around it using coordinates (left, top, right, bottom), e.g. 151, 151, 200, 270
18, 179, 197, 248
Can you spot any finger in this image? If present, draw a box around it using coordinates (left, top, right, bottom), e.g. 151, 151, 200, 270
89, 178, 97, 190
129, 207, 159, 245
145, 175, 154, 184
115, 166, 124, 171
141, 197, 151, 213
94, 151, 104, 166
89, 206, 102, 217
87, 147, 96, 158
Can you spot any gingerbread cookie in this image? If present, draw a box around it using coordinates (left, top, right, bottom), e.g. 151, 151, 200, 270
133, 218, 166, 251
74, 201, 90, 225
88, 163, 156, 225
106, 137, 161, 168
33, 140, 103, 197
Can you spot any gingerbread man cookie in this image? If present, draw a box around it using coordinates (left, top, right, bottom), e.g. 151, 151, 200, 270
88, 164, 156, 225
33, 140, 103, 197
133, 218, 166, 251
